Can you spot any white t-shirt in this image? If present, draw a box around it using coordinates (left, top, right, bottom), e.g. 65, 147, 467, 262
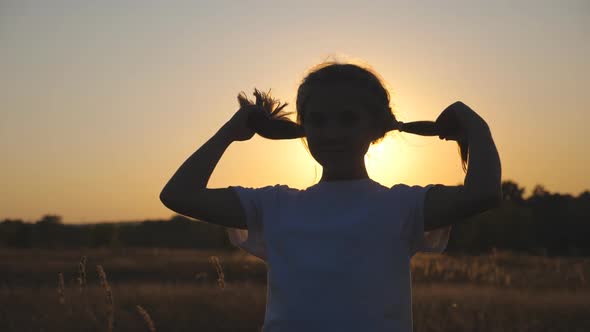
226, 178, 452, 332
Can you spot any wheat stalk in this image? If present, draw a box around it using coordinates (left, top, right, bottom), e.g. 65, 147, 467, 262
77, 255, 87, 293
136, 305, 157, 332
209, 256, 225, 290
97, 264, 115, 332
57, 272, 65, 305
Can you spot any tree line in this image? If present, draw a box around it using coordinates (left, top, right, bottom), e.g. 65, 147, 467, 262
1, 180, 589, 256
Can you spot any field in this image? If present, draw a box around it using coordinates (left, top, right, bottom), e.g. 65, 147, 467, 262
0, 248, 588, 331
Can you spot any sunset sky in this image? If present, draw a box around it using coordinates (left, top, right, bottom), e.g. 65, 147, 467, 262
1, 0, 588, 224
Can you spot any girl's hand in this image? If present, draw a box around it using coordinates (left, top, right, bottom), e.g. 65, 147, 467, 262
435, 101, 488, 142
220, 105, 260, 142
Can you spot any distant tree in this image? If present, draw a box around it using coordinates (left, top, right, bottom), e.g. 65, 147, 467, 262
501, 180, 525, 203
2, 183, 587, 253
33, 214, 64, 248
578, 190, 590, 200
0, 219, 32, 247
1, 218, 26, 224
36, 214, 63, 225
89, 224, 116, 247
531, 185, 550, 199
525, 185, 582, 255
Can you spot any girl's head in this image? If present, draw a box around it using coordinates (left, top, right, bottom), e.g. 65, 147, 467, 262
294, 61, 399, 168
239, 61, 400, 169
296, 61, 398, 144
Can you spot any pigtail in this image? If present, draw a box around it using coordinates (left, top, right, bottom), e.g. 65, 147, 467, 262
238, 88, 305, 140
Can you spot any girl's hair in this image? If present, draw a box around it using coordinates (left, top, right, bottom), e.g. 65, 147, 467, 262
238, 60, 469, 173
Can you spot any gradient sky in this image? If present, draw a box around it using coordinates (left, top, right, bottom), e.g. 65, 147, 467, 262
1, 0, 588, 223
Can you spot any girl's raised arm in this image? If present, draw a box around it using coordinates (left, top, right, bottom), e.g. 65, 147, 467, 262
423, 101, 502, 231
159, 105, 258, 229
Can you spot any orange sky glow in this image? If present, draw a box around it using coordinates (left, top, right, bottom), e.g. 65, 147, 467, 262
1, 1, 588, 223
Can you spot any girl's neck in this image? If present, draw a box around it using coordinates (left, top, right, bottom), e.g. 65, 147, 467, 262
319, 167, 369, 183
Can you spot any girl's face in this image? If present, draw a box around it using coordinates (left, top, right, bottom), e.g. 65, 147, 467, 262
302, 85, 377, 168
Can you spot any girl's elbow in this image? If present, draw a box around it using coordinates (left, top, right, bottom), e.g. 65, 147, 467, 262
160, 186, 181, 204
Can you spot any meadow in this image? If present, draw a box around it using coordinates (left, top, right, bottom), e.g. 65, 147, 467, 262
0, 248, 588, 331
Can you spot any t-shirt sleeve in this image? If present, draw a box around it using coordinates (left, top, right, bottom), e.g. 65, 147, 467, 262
397, 184, 453, 257
225, 184, 282, 262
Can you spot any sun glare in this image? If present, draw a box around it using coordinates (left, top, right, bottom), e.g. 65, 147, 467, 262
365, 139, 394, 181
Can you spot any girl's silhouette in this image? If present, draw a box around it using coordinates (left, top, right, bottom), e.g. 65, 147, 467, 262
160, 60, 502, 332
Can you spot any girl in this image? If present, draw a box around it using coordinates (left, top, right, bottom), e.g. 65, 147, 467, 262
160, 61, 502, 332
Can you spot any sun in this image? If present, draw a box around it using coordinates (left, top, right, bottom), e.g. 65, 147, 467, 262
365, 140, 388, 164
363, 137, 410, 184
364, 140, 390, 177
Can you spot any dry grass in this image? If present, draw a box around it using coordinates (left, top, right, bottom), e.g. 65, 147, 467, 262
1, 248, 586, 289
1, 281, 266, 331
410, 250, 589, 289
0, 248, 588, 331
412, 284, 590, 332
209, 255, 226, 290
97, 264, 114, 332
57, 272, 65, 305
77, 255, 87, 293
135, 305, 156, 332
